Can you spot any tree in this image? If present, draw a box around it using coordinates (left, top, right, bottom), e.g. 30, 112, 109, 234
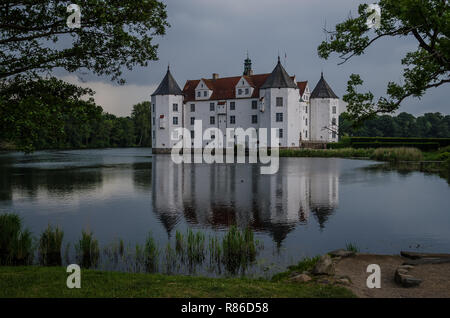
318, 0, 449, 123
0, 0, 169, 83
0, 77, 102, 152
131, 101, 152, 147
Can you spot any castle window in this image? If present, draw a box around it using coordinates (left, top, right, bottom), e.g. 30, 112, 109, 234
230, 102, 235, 110
210, 103, 215, 111
191, 130, 194, 139
153, 117, 155, 125
153, 130, 155, 139
210, 116, 215, 125
197, 91, 201, 97
191, 104, 195, 112
190, 117, 195, 125
305, 106, 308, 113
332, 106, 337, 114
203, 91, 207, 97
305, 130, 308, 138
306, 118, 308, 126
245, 88, 249, 95
276, 113, 283, 122
173, 103, 178, 112
276, 97, 283, 107
230, 115, 236, 124
332, 118, 337, 125
252, 115, 258, 124
238, 89, 242, 95
279, 129, 283, 138
152, 104, 155, 112
252, 100, 257, 109
332, 131, 337, 139
173, 117, 178, 125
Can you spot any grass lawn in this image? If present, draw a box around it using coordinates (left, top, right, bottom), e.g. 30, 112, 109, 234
0, 266, 355, 298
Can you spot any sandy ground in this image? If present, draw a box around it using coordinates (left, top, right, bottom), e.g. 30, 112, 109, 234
334, 254, 450, 298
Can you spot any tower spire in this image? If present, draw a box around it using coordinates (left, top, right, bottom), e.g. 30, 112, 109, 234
243, 52, 253, 76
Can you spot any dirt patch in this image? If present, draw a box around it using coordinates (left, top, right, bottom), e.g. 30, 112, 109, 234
334, 253, 450, 298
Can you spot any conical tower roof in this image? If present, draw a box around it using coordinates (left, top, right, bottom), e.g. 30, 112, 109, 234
310, 72, 338, 99
260, 57, 298, 89
151, 66, 183, 96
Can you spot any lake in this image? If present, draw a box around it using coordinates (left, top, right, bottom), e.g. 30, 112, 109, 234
0, 148, 449, 276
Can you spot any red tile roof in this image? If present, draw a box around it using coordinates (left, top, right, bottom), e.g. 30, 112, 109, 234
182, 74, 306, 103
297, 81, 308, 96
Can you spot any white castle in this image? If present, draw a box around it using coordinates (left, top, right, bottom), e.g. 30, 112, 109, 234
151, 56, 345, 153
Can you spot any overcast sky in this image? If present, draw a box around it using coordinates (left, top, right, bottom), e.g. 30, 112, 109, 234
60, 0, 448, 117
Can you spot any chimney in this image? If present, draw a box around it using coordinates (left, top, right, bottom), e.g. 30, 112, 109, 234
212, 73, 219, 80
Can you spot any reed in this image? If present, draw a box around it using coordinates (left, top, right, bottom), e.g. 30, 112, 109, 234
76, 230, 100, 269
0, 213, 33, 266
38, 225, 64, 266
222, 226, 259, 274
144, 233, 159, 273
186, 229, 205, 266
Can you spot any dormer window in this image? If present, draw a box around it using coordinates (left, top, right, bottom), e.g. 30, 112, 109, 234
203, 91, 207, 97
245, 88, 249, 95
197, 91, 201, 97
238, 89, 242, 95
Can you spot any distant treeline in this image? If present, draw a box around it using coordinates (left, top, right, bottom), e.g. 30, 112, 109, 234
340, 112, 450, 138
0, 77, 151, 152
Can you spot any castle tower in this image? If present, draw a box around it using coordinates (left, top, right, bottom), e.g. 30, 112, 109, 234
243, 53, 253, 76
259, 57, 302, 147
151, 66, 184, 153
309, 72, 339, 142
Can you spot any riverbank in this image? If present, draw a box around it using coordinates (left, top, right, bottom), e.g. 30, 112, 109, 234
0, 266, 354, 298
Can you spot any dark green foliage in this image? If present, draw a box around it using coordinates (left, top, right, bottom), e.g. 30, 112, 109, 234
0, 213, 33, 266
345, 243, 360, 253
339, 112, 450, 139
318, 1, 450, 122
38, 225, 64, 266
1, 0, 169, 82
132, 102, 152, 147
76, 230, 100, 269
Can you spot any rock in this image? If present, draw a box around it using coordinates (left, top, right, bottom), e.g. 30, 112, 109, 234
397, 265, 414, 270
394, 268, 422, 288
312, 254, 335, 275
290, 274, 312, 283
401, 251, 450, 260
337, 278, 351, 286
403, 258, 450, 266
329, 249, 355, 258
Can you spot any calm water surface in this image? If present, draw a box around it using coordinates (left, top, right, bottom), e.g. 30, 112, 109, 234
1, 148, 449, 274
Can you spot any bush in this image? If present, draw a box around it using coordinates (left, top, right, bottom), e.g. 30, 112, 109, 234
349, 137, 450, 147
38, 225, 64, 266
76, 230, 100, 269
352, 142, 439, 151
0, 213, 33, 266
370, 148, 423, 162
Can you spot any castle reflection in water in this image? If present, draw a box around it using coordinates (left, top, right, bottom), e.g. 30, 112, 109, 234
152, 155, 339, 245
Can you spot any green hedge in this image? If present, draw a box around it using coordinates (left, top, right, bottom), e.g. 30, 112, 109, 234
348, 137, 450, 147
352, 142, 440, 151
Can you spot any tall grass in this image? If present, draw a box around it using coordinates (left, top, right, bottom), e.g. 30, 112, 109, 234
370, 147, 423, 162
0, 213, 33, 266
76, 230, 100, 269
38, 225, 64, 266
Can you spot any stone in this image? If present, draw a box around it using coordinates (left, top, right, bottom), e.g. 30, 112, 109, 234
395, 268, 422, 288
403, 257, 450, 266
290, 274, 312, 283
312, 254, 335, 275
401, 251, 450, 260
397, 265, 414, 270
337, 278, 351, 285
329, 249, 355, 258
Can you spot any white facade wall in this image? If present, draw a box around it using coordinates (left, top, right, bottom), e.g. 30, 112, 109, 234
151, 94, 184, 149
310, 98, 339, 142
